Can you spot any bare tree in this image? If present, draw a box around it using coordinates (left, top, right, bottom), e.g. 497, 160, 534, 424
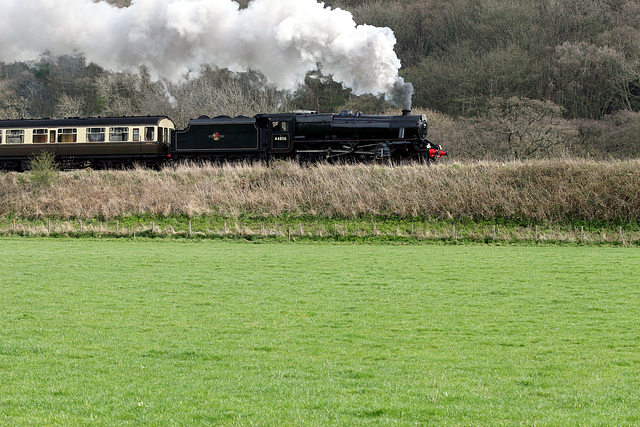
95, 72, 140, 117
456, 97, 577, 160
55, 94, 85, 118
0, 80, 27, 119
554, 42, 638, 118
166, 69, 290, 127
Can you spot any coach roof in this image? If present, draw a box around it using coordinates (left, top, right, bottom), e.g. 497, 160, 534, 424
0, 116, 173, 128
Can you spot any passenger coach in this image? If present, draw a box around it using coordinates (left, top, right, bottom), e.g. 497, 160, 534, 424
0, 116, 175, 170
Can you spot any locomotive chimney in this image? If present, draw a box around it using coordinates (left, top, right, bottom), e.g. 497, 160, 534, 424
402, 109, 411, 116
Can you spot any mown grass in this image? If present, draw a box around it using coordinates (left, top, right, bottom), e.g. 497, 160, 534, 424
1, 238, 639, 424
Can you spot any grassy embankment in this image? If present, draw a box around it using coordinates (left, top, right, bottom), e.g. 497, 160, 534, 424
1, 239, 639, 424
1, 159, 639, 243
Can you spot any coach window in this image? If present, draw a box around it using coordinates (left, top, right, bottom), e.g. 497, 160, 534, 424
7, 130, 24, 144
58, 128, 78, 143
33, 129, 48, 143
87, 128, 106, 142
145, 127, 155, 141
133, 128, 140, 142
110, 127, 129, 142
0, 130, 3, 144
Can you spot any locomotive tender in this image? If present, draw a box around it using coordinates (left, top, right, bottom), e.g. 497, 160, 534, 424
0, 110, 446, 170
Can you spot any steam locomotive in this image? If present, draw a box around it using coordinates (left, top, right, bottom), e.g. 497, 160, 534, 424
0, 110, 446, 170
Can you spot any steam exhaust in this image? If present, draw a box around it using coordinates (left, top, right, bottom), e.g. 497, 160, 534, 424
1, 0, 414, 108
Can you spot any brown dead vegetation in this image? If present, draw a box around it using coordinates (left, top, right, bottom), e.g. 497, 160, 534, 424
1, 159, 639, 224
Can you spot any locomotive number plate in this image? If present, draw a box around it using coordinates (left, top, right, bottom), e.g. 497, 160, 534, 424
272, 134, 290, 149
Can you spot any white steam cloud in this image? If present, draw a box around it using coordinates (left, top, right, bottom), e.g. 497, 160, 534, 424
0, 0, 413, 108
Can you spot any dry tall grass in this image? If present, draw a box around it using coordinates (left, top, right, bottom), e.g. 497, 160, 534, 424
1, 159, 639, 223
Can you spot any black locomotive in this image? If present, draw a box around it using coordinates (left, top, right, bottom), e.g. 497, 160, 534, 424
0, 110, 446, 170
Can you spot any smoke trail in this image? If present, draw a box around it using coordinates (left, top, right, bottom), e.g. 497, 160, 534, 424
0, 0, 413, 108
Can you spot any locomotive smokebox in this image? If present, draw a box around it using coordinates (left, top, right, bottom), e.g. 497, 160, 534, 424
402, 109, 411, 116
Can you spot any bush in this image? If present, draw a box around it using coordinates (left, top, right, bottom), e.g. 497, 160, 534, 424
29, 151, 59, 188
573, 110, 640, 158
436, 97, 576, 160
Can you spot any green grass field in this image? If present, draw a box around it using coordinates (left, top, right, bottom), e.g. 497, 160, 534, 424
1, 238, 639, 425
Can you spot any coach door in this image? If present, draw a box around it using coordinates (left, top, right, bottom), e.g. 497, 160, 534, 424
270, 120, 292, 152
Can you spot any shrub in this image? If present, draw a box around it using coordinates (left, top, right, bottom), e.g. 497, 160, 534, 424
573, 110, 640, 158
29, 151, 59, 188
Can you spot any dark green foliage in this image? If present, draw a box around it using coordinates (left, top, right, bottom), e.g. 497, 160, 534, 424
20, 53, 102, 118
348, 0, 640, 119
3, 0, 635, 121
292, 72, 390, 113
292, 72, 353, 113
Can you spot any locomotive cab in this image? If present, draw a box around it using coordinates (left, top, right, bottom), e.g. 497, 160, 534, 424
256, 114, 295, 154
418, 115, 429, 140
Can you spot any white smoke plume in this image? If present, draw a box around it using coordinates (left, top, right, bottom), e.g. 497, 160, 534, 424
0, 0, 413, 108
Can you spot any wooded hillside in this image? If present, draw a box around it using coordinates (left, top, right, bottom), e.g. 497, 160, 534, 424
1, 0, 639, 160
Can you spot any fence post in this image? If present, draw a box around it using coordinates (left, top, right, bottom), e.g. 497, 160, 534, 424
80, 220, 83, 234
48, 219, 51, 236
535, 225, 539, 241
581, 226, 584, 243
620, 226, 623, 245
453, 225, 457, 241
